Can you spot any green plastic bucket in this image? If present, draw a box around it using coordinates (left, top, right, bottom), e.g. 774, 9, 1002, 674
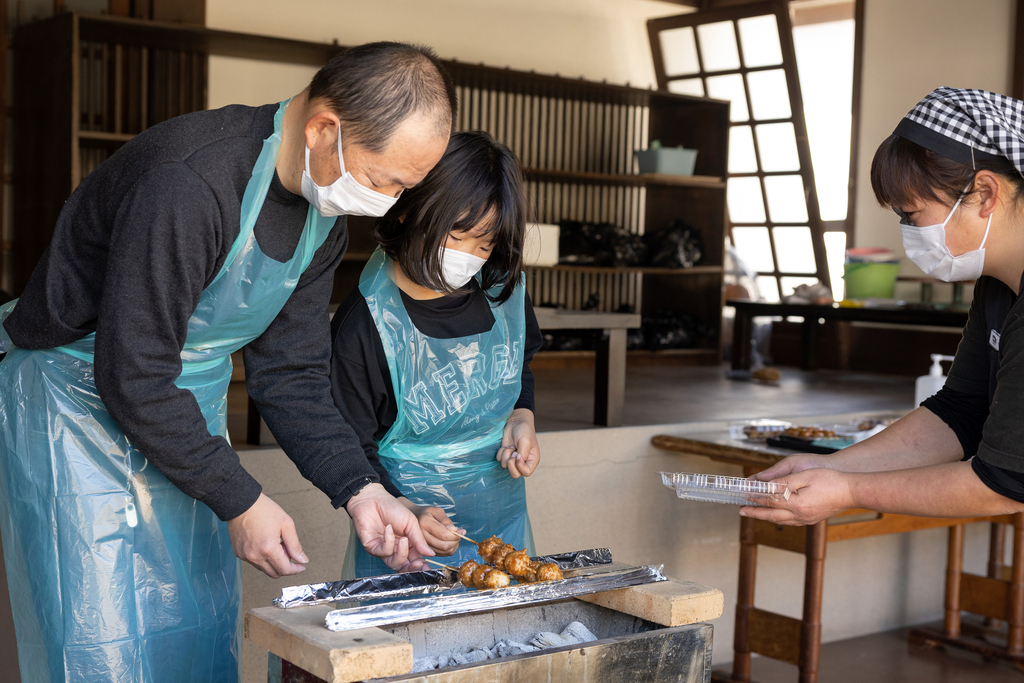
843, 262, 899, 299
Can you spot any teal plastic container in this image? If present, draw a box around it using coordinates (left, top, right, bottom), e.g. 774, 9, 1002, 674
843, 262, 899, 299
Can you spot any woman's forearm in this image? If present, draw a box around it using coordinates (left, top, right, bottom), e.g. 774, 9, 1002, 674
849, 460, 1023, 518
826, 407, 964, 473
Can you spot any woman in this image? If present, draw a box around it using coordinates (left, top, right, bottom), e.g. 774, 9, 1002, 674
746, 88, 1024, 525
330, 131, 543, 577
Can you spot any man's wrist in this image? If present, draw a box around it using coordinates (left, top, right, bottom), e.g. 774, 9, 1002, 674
344, 480, 384, 512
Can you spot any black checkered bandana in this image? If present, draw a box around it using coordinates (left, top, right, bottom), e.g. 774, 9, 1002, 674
894, 87, 1024, 176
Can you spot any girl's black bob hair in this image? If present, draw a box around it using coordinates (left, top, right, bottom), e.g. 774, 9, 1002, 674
373, 130, 526, 305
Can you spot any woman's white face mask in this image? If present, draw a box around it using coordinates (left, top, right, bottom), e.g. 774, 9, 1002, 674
899, 190, 992, 282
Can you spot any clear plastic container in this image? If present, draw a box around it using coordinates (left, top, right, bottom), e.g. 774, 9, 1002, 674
659, 472, 791, 507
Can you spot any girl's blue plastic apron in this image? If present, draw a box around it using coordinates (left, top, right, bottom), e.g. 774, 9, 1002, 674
0, 99, 335, 683
345, 248, 534, 578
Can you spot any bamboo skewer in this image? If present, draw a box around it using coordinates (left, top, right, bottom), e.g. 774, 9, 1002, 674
423, 558, 456, 570
451, 531, 479, 545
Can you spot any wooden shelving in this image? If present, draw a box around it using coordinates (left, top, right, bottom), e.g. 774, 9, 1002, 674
529, 264, 723, 275
524, 168, 726, 189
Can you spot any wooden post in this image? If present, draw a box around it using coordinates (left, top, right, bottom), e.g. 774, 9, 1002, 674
944, 524, 964, 638
732, 515, 757, 683
799, 521, 827, 683
1008, 513, 1024, 654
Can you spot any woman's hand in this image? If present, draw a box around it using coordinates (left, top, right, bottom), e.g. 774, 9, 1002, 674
755, 453, 833, 482
496, 408, 540, 478
740, 467, 855, 526
400, 498, 464, 557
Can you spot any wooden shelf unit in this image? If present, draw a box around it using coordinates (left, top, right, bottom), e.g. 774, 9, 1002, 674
13, 12, 730, 360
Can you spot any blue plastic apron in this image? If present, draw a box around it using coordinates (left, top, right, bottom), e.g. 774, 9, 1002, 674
346, 248, 534, 578
0, 99, 335, 683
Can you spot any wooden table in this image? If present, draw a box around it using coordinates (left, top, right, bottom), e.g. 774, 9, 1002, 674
247, 309, 642, 445
652, 428, 1022, 683
246, 564, 724, 683
532, 308, 641, 427
727, 300, 969, 372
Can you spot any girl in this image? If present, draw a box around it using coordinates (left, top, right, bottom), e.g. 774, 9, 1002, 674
330, 130, 543, 576
746, 88, 1024, 525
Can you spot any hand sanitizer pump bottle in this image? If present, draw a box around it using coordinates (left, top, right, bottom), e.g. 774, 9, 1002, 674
915, 354, 955, 406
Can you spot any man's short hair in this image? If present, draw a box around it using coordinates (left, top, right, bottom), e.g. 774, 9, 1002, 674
308, 42, 457, 154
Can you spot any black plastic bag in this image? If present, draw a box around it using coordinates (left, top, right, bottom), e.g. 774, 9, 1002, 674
645, 219, 703, 268
558, 220, 646, 267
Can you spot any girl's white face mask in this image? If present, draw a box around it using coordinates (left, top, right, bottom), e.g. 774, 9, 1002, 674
300, 127, 399, 218
439, 246, 487, 289
899, 191, 992, 282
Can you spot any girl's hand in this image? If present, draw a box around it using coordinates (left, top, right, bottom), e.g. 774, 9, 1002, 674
399, 498, 464, 556
496, 408, 541, 478
740, 468, 855, 526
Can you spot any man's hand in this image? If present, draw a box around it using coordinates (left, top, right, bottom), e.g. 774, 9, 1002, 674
400, 498, 464, 556
226, 493, 308, 579
346, 483, 434, 572
740, 468, 855, 526
496, 409, 541, 478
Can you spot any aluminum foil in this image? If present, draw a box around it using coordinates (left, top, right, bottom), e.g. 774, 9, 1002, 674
325, 564, 666, 632
274, 548, 613, 609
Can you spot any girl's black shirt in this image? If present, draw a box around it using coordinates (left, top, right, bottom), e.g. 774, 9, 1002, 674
329, 279, 542, 498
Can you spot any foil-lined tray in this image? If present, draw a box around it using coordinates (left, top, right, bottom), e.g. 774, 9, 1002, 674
325, 564, 666, 632
274, 548, 613, 609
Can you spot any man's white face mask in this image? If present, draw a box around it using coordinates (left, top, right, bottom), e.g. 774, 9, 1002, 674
300, 126, 399, 218
899, 189, 992, 282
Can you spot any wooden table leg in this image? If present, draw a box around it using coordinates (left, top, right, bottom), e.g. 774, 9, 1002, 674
732, 515, 757, 683
731, 309, 753, 371
799, 521, 827, 683
1008, 513, 1024, 654
944, 524, 964, 638
247, 395, 262, 445
799, 317, 820, 372
986, 522, 1006, 628
594, 328, 626, 427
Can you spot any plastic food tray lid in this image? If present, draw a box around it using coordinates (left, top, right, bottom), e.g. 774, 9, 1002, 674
659, 471, 790, 507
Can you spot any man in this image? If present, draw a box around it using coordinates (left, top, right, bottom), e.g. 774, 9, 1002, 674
0, 41, 451, 682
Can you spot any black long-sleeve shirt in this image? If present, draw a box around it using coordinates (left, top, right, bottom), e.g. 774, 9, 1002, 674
329, 280, 541, 498
922, 274, 1024, 503
4, 103, 378, 520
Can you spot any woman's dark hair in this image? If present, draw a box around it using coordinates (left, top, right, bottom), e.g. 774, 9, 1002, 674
374, 131, 527, 304
308, 41, 457, 154
871, 133, 1024, 211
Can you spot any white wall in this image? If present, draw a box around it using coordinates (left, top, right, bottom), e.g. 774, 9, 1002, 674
205, 0, 687, 109
851, 0, 1015, 275
239, 416, 993, 682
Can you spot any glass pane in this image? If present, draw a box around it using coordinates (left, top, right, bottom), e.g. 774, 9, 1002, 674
668, 78, 705, 97
696, 21, 741, 72
824, 230, 848, 301
756, 276, 781, 302
780, 276, 821, 297
747, 69, 791, 120
773, 226, 816, 273
659, 27, 701, 76
727, 176, 766, 224
707, 74, 749, 122
755, 123, 799, 172
737, 14, 783, 68
729, 126, 758, 174
732, 226, 775, 272
764, 175, 808, 223
794, 19, 855, 221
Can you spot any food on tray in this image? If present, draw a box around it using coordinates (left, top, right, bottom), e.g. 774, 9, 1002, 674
461, 538, 565, 589
857, 418, 895, 431
783, 426, 836, 439
739, 419, 791, 440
